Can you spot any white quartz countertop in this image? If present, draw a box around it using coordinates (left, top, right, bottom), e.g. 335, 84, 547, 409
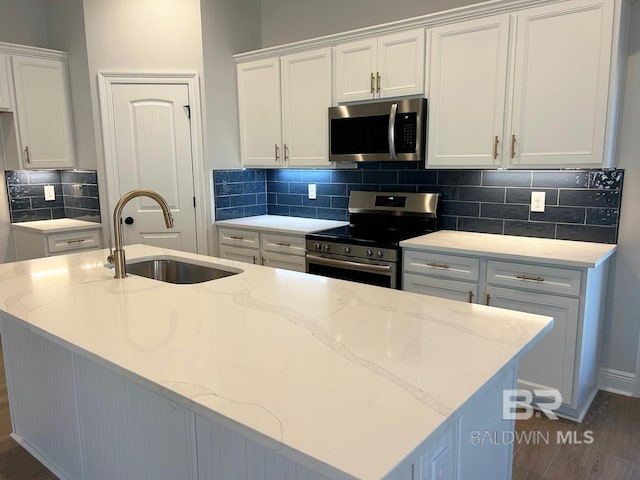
215, 215, 347, 234
11, 218, 102, 234
400, 231, 617, 268
0, 245, 552, 479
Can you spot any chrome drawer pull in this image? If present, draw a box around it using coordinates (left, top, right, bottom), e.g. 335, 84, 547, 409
468, 291, 474, 303
516, 274, 545, 282
275, 242, 290, 247
426, 262, 450, 269
66, 239, 86, 244
229, 235, 244, 240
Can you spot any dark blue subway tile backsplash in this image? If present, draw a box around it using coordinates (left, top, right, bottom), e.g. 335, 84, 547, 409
213, 165, 625, 244
6, 170, 101, 223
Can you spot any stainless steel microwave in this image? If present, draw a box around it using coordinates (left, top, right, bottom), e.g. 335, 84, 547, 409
329, 98, 427, 162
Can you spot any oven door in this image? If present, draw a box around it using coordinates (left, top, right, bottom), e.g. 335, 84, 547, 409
305, 253, 397, 289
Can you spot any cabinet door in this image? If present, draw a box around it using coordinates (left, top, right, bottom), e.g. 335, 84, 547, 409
509, 0, 614, 167
0, 53, 11, 110
377, 28, 425, 99
237, 58, 283, 166
11, 56, 75, 168
403, 273, 478, 303
335, 38, 377, 103
281, 48, 332, 167
486, 285, 579, 405
219, 244, 259, 265
427, 14, 510, 168
262, 250, 305, 272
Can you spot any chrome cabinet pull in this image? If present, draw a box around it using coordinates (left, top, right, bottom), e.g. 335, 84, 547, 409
24, 146, 30, 164
493, 136, 499, 160
284, 144, 289, 163
66, 239, 85, 245
275, 242, 290, 247
510, 134, 516, 159
261, 256, 265, 265
486, 293, 491, 305
275, 144, 280, 162
376, 72, 381, 93
370, 73, 375, 94
229, 235, 243, 240
252, 255, 257, 264
516, 274, 545, 282
426, 262, 450, 269
468, 291, 474, 303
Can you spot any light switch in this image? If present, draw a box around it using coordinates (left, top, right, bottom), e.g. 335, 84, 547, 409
531, 191, 545, 212
44, 185, 55, 201
308, 184, 317, 200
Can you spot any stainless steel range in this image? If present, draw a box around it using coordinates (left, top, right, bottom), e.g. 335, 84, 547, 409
305, 191, 439, 289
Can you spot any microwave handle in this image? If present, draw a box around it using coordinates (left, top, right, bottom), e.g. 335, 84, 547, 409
388, 102, 398, 160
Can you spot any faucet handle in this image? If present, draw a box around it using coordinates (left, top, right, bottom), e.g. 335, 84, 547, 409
107, 242, 114, 265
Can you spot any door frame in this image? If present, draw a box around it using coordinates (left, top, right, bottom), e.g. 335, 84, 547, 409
97, 72, 207, 254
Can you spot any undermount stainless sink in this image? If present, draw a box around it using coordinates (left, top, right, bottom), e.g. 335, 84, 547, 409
126, 258, 241, 284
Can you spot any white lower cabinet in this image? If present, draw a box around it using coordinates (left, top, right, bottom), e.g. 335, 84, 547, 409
403, 248, 609, 421
219, 226, 306, 272
13, 225, 102, 260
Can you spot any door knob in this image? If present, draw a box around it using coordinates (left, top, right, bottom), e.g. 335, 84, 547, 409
124, 216, 134, 225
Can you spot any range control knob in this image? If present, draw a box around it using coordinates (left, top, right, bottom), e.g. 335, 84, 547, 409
314, 242, 321, 251
344, 246, 351, 254
323, 243, 330, 252
376, 250, 384, 258
366, 248, 373, 257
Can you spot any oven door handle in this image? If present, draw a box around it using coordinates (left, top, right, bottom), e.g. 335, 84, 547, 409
305, 254, 393, 274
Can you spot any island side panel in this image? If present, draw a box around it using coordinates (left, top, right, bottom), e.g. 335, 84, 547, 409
74, 355, 198, 480
0, 314, 83, 480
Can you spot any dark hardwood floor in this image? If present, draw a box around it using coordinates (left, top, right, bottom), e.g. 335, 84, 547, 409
0, 334, 638, 479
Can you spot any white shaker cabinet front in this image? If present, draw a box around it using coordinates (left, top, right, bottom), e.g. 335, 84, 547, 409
10, 55, 75, 169
427, 14, 510, 168
335, 29, 425, 103
0, 53, 11, 110
403, 248, 609, 421
237, 48, 332, 168
237, 57, 283, 167
427, 0, 620, 169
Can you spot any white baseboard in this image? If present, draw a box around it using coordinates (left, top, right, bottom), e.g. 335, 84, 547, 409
598, 367, 636, 396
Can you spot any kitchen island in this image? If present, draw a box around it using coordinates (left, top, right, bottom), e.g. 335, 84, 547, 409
0, 245, 552, 480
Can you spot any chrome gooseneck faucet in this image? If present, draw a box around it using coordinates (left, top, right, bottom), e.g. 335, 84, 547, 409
108, 189, 174, 279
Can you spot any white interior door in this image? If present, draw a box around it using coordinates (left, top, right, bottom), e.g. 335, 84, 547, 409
107, 83, 197, 252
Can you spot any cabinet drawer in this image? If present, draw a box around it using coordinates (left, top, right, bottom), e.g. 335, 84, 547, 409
403, 273, 478, 304
486, 260, 581, 297
403, 250, 480, 282
218, 228, 260, 249
261, 232, 304, 256
47, 230, 101, 254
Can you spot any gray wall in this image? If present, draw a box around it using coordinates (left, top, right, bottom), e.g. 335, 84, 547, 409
259, 0, 640, 392
260, 0, 481, 47
600, 4, 640, 383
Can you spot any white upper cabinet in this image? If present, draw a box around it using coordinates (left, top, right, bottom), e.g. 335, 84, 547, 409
335, 28, 425, 103
428, 14, 510, 168
237, 47, 332, 168
0, 53, 11, 110
427, 0, 619, 169
237, 58, 283, 167
11, 55, 75, 169
509, 0, 614, 168
282, 48, 332, 167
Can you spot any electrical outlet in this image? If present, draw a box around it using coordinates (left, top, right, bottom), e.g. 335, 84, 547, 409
531, 191, 545, 212
308, 183, 317, 200
44, 185, 55, 201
